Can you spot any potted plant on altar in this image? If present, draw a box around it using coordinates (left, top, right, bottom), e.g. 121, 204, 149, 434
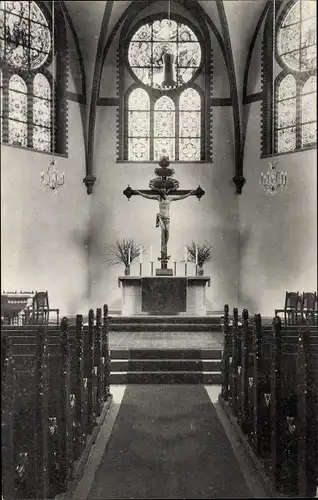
186, 241, 216, 276
106, 239, 141, 276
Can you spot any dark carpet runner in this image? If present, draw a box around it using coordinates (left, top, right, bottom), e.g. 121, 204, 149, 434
88, 385, 252, 499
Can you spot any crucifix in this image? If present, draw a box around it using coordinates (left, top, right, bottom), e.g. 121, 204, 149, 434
123, 156, 205, 276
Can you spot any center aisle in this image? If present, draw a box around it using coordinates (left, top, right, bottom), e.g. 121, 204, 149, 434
88, 385, 252, 499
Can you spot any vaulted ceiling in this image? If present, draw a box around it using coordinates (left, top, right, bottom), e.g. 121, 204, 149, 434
64, 0, 267, 92
63, 0, 269, 195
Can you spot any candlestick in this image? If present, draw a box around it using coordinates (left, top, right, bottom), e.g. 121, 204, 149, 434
139, 263, 143, 276
185, 262, 187, 277
173, 260, 177, 276
128, 248, 131, 265
151, 261, 154, 276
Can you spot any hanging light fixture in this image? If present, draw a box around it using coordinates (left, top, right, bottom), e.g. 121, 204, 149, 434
259, 0, 287, 195
41, 0, 65, 194
156, 0, 177, 90
162, 0, 176, 89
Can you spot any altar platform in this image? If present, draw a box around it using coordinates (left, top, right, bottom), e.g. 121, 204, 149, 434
118, 276, 211, 316
108, 330, 223, 349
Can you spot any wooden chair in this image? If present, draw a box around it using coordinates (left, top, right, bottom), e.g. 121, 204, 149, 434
275, 291, 302, 326
25, 291, 59, 325
301, 291, 317, 325
30, 291, 49, 325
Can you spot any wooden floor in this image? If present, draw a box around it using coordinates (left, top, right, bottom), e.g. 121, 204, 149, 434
108, 330, 223, 349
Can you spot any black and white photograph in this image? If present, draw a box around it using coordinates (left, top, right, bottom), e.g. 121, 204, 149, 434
1, 0, 317, 498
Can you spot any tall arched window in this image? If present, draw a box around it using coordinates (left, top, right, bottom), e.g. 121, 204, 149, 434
8, 74, 28, 146
33, 73, 51, 151
301, 75, 316, 147
120, 13, 211, 162
154, 96, 175, 160
276, 74, 297, 152
179, 88, 201, 161
128, 88, 150, 161
272, 0, 316, 153
0, 1, 67, 153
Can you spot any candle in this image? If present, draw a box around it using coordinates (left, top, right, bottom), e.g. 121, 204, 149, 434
195, 245, 198, 265
128, 248, 131, 265
139, 246, 143, 263
184, 246, 187, 262
150, 245, 153, 262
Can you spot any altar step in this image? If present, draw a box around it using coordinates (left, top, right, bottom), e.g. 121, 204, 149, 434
109, 315, 220, 324
109, 316, 221, 332
110, 348, 223, 384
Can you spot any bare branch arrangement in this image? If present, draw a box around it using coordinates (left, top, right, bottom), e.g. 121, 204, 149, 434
186, 241, 216, 267
106, 239, 141, 267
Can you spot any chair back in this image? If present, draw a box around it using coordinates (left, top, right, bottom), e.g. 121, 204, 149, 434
32, 291, 49, 310
302, 292, 316, 311
284, 291, 301, 310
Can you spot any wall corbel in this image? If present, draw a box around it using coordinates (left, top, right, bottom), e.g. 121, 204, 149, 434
85, 1, 114, 195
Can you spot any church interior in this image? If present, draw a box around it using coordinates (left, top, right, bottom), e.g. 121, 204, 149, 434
1, 0, 317, 499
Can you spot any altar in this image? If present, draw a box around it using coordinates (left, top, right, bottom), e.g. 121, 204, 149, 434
118, 276, 210, 316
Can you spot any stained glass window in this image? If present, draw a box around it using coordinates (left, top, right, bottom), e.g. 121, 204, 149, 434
154, 96, 175, 160
127, 87, 202, 161
124, 15, 206, 161
0, 1, 51, 70
278, 0, 316, 71
179, 88, 201, 161
277, 75, 297, 152
274, 0, 316, 153
301, 76, 316, 147
128, 18, 202, 89
128, 88, 150, 161
0, 1, 58, 152
8, 74, 27, 146
33, 73, 51, 151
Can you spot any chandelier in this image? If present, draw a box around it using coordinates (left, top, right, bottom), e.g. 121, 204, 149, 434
259, 161, 287, 195
259, 0, 288, 195
41, 1, 65, 194
41, 159, 65, 193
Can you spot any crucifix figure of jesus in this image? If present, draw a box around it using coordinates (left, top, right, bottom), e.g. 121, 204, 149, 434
123, 156, 205, 272
134, 188, 197, 262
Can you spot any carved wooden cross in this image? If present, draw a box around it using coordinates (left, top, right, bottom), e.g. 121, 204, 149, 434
123, 158, 205, 273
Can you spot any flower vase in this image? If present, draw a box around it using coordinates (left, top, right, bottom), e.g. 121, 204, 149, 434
197, 266, 204, 276
124, 265, 130, 276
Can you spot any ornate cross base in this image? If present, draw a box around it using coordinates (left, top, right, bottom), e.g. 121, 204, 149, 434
156, 253, 173, 276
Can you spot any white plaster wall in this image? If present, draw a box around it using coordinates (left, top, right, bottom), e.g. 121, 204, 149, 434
89, 97, 239, 312
1, 100, 90, 316
239, 101, 317, 316
89, 6, 241, 313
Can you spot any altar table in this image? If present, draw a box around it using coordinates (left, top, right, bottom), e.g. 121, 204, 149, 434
118, 276, 210, 316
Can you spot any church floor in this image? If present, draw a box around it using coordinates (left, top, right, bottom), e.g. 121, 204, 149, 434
108, 331, 223, 349
73, 384, 262, 499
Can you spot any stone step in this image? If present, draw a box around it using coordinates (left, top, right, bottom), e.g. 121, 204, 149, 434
110, 371, 222, 384
109, 315, 221, 325
111, 359, 222, 372
109, 323, 221, 332
110, 349, 222, 360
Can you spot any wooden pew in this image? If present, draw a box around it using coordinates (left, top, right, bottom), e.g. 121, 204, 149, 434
220, 306, 318, 497
1, 305, 112, 499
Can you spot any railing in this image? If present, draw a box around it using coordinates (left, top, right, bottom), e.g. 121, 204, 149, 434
1, 304, 112, 500
220, 305, 318, 497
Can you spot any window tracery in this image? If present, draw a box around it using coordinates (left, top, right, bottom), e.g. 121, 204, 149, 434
121, 13, 210, 162
274, 0, 316, 154
0, 1, 66, 154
